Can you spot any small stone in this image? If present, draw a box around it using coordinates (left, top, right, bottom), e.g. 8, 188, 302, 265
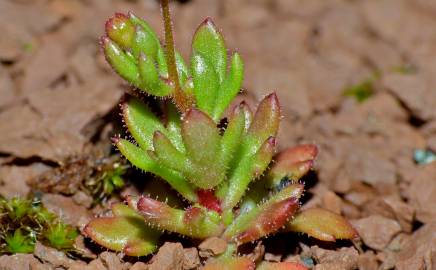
198, 237, 228, 257
351, 215, 401, 250
311, 246, 359, 270
0, 254, 46, 270
72, 191, 93, 208
148, 242, 184, 270
99, 252, 123, 270
130, 262, 148, 270
358, 251, 379, 270
183, 248, 200, 270
34, 242, 75, 268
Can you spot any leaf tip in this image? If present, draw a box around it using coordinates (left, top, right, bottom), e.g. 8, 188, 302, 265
105, 13, 135, 49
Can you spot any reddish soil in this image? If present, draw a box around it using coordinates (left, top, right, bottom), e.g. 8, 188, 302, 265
1, 0, 436, 269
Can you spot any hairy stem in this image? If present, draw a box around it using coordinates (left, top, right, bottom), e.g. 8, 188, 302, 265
161, 0, 192, 113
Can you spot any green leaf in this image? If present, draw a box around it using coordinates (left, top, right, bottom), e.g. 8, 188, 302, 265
191, 53, 219, 115
102, 37, 139, 86
213, 53, 244, 121
175, 52, 190, 85
221, 137, 276, 210
223, 184, 303, 244
245, 93, 280, 156
218, 103, 246, 176
181, 109, 224, 189
128, 12, 160, 48
153, 131, 193, 175
138, 53, 173, 97
286, 208, 359, 241
202, 256, 255, 270
123, 98, 165, 150
164, 102, 185, 153
265, 144, 318, 188
257, 262, 308, 270
157, 48, 190, 86
84, 207, 159, 256
136, 197, 221, 238
105, 13, 135, 49
116, 139, 197, 202
131, 25, 159, 61
192, 18, 227, 83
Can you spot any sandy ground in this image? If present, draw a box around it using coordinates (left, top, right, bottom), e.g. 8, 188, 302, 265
1, 0, 436, 269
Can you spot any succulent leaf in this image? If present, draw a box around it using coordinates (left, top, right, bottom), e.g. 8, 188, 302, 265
223, 184, 303, 243
202, 257, 255, 270
122, 98, 166, 150
222, 136, 276, 210
192, 18, 227, 83
83, 203, 159, 256
286, 208, 359, 241
257, 262, 309, 270
245, 93, 280, 156
138, 53, 173, 96
131, 25, 159, 60
103, 12, 191, 97
105, 13, 135, 49
164, 102, 185, 152
182, 109, 224, 189
191, 53, 220, 115
116, 138, 197, 202
152, 131, 194, 178
218, 103, 246, 175
101, 37, 139, 85
136, 196, 221, 238
128, 12, 161, 50
266, 144, 318, 187
213, 53, 244, 121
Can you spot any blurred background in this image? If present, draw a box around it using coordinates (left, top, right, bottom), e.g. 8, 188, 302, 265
1, 0, 436, 269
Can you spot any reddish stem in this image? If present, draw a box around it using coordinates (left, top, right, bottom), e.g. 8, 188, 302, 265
160, 0, 192, 113
197, 189, 222, 213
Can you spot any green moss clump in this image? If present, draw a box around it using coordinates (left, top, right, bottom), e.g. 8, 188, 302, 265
0, 197, 78, 254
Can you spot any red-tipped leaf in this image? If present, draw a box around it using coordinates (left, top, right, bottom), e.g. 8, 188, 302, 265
202, 257, 255, 270
286, 208, 359, 241
257, 262, 309, 270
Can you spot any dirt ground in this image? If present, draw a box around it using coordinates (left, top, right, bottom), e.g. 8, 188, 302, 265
1, 0, 436, 269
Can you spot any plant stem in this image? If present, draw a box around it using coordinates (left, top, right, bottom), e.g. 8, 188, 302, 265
160, 0, 192, 113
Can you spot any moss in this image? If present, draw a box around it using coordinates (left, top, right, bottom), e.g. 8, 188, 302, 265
0, 197, 78, 254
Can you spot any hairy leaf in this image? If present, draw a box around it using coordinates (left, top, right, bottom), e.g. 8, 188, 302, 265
224, 184, 303, 243
105, 13, 135, 49
152, 131, 193, 176
182, 109, 224, 189
138, 53, 173, 96
191, 53, 219, 115
116, 138, 197, 202
122, 98, 165, 150
286, 208, 359, 241
136, 196, 221, 238
202, 257, 255, 270
222, 137, 276, 210
101, 37, 139, 85
192, 18, 227, 83
245, 93, 280, 155
257, 262, 309, 270
84, 203, 159, 256
213, 53, 244, 121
